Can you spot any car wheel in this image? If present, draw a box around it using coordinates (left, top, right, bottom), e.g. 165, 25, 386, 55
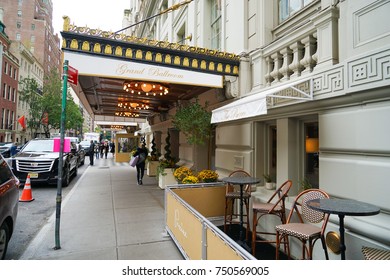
62, 166, 70, 187
0, 222, 10, 260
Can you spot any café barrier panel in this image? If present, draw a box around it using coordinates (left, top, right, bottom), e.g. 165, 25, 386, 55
165, 183, 255, 260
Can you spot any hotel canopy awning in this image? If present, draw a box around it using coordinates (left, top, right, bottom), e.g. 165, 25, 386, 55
211, 77, 314, 123
60, 17, 240, 128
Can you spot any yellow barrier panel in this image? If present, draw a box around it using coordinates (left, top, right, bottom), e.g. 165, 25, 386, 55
166, 184, 255, 260
206, 227, 244, 260
166, 191, 203, 259
172, 186, 226, 217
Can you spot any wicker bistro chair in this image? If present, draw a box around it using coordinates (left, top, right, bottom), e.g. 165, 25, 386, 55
251, 180, 293, 256
224, 170, 252, 240
275, 189, 330, 260
362, 246, 390, 260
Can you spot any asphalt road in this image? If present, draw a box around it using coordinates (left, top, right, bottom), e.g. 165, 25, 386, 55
5, 159, 90, 260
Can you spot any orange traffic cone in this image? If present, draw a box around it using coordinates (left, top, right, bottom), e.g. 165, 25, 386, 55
19, 174, 34, 202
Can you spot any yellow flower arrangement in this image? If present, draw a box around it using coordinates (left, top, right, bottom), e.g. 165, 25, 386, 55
182, 175, 199, 184
197, 169, 219, 183
173, 166, 193, 182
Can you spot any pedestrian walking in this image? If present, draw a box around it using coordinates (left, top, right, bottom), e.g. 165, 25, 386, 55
110, 142, 115, 158
89, 140, 95, 165
133, 145, 148, 185
103, 141, 109, 159
95, 141, 100, 159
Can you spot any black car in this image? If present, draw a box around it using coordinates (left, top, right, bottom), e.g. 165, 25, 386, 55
79, 140, 92, 156
0, 143, 13, 158
8, 138, 78, 187
65, 137, 85, 166
0, 154, 19, 259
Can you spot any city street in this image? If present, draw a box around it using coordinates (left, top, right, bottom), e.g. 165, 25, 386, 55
5, 159, 90, 260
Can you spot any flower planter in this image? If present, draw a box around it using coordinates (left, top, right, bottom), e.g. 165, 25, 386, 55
265, 182, 276, 190
146, 161, 159, 176
158, 168, 177, 189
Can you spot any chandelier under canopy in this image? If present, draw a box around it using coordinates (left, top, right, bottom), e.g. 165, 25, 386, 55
123, 81, 169, 96
117, 102, 150, 110
115, 111, 140, 118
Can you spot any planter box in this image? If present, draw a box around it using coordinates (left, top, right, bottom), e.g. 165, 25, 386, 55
158, 168, 177, 189
146, 161, 159, 176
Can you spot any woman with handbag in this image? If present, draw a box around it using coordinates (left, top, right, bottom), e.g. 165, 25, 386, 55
133, 145, 148, 185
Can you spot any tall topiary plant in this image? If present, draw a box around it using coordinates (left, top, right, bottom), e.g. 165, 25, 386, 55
164, 130, 172, 161
150, 133, 158, 160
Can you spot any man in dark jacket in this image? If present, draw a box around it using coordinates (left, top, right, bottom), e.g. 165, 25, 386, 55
89, 140, 95, 165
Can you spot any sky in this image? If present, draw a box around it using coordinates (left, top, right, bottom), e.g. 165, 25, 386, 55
52, 0, 130, 36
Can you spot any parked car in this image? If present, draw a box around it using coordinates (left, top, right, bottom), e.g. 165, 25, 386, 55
0, 154, 20, 259
79, 140, 92, 156
8, 138, 78, 187
0, 143, 13, 158
61, 137, 85, 166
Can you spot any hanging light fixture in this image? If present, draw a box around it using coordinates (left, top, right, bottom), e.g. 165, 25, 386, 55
115, 111, 140, 118
123, 81, 169, 96
117, 102, 150, 110
305, 137, 319, 153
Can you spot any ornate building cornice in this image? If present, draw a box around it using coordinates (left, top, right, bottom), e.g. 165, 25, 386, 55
61, 16, 239, 76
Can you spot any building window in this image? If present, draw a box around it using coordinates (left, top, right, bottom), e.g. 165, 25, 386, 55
2, 83, 6, 98
12, 88, 16, 102
210, 0, 221, 50
279, 0, 314, 22
31, 23, 35, 30
304, 122, 319, 188
8, 85, 11, 100
17, 21, 22, 29
4, 62, 7, 74
17, 10, 22, 17
16, 33, 21, 40
18, 0, 23, 6
1, 109, 4, 129
31, 35, 35, 43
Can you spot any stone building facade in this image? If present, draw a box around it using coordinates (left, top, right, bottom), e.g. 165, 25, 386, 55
130, 0, 390, 259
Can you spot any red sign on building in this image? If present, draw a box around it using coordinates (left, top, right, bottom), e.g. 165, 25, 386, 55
68, 65, 78, 85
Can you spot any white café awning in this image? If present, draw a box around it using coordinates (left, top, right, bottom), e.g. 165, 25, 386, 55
211, 77, 313, 124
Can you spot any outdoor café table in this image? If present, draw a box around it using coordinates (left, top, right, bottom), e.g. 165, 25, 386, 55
306, 198, 380, 260
221, 176, 261, 251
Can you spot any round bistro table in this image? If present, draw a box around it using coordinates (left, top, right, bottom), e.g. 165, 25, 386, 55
306, 198, 380, 260
221, 176, 261, 251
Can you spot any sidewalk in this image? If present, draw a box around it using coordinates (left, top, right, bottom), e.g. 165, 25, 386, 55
20, 156, 184, 260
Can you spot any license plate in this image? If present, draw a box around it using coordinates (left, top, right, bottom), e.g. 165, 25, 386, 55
28, 172, 38, 178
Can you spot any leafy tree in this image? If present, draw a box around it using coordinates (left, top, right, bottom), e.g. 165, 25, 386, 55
172, 99, 212, 145
18, 77, 44, 137
19, 69, 84, 138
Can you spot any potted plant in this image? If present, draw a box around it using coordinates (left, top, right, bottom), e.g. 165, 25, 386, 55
264, 174, 275, 190
158, 130, 177, 189
182, 175, 199, 184
173, 166, 193, 183
172, 99, 213, 145
299, 177, 313, 191
146, 133, 160, 176
197, 169, 219, 183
